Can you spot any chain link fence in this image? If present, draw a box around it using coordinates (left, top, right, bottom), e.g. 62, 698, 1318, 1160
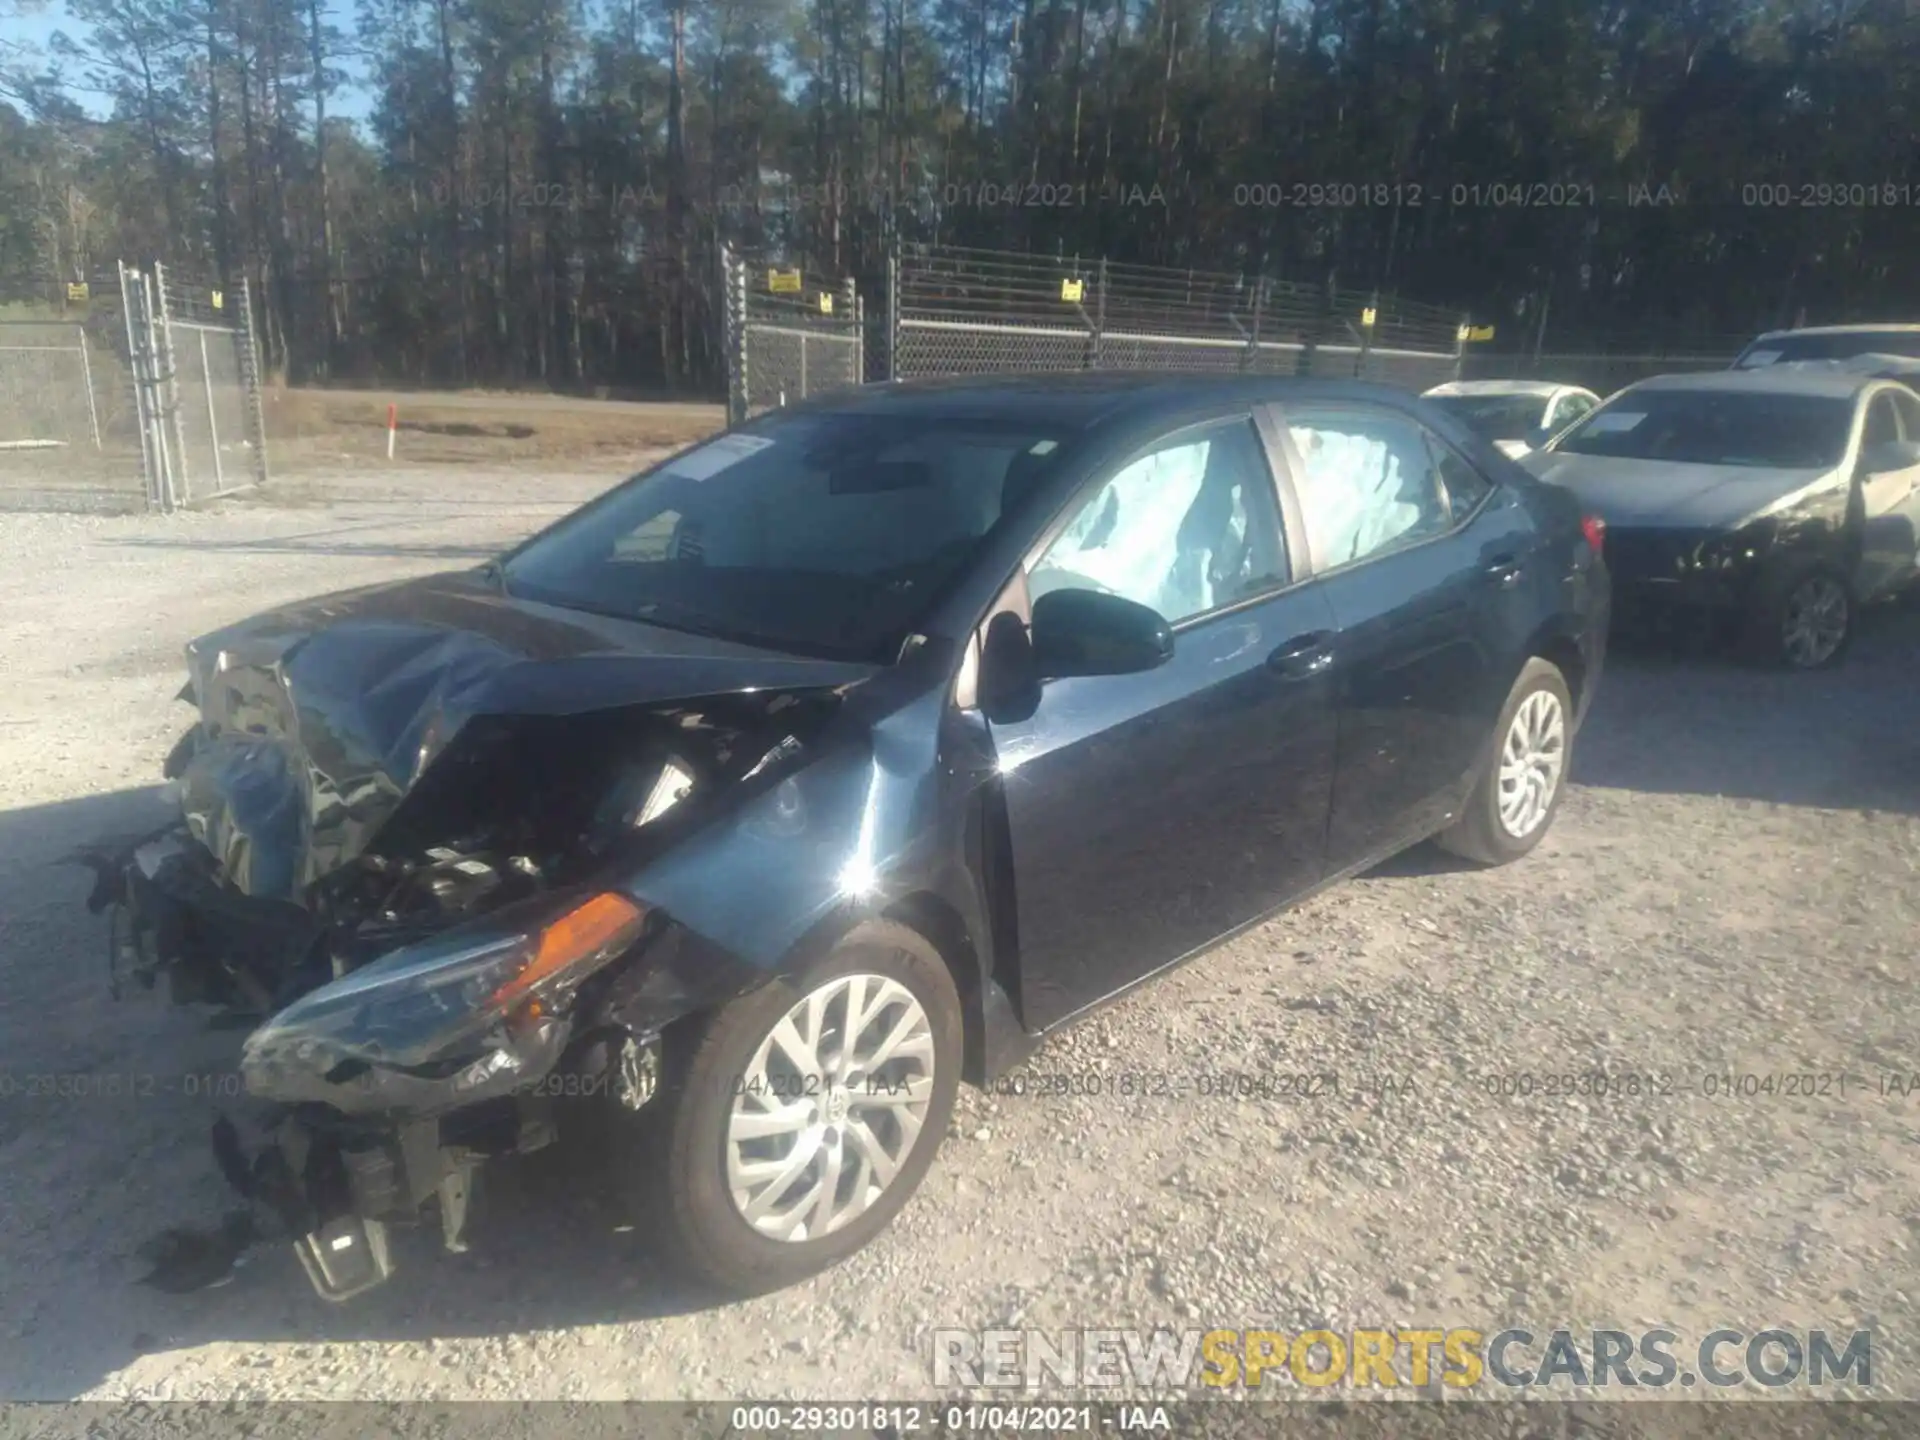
887, 244, 1467, 390
0, 266, 269, 512
720, 245, 865, 423
0, 279, 146, 512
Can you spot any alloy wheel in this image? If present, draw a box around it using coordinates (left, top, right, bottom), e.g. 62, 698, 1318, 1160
725, 972, 936, 1242
1780, 576, 1848, 669
1496, 688, 1566, 839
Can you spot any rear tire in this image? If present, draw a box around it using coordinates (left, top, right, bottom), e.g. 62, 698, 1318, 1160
627, 920, 962, 1298
1434, 657, 1573, 867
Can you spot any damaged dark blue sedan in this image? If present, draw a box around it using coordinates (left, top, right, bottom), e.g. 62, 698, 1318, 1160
80, 374, 1610, 1301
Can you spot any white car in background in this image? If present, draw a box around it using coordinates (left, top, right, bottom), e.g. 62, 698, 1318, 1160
1420, 380, 1604, 458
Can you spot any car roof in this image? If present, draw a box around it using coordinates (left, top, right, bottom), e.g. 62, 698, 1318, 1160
1778, 353, 1920, 376
1748, 323, 1920, 343
785, 372, 1434, 428
1423, 379, 1571, 398
1621, 368, 1879, 400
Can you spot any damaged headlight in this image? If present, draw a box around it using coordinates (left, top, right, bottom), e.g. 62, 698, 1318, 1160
242, 889, 648, 1096
1690, 519, 1777, 572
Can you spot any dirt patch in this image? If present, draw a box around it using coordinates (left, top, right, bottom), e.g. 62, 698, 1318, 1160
263, 387, 726, 474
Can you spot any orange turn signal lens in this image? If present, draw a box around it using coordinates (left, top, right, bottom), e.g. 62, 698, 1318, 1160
493, 892, 646, 1007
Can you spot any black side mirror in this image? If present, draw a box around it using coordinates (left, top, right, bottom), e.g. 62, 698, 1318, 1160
1029, 588, 1175, 680
1860, 439, 1920, 475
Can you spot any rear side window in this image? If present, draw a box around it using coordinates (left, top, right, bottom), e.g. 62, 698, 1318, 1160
1555, 394, 1597, 426
1283, 407, 1452, 569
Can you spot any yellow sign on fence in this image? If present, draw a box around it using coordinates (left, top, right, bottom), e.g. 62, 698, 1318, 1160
211, 290, 225, 311
817, 292, 834, 315
1466, 324, 1496, 342
1060, 277, 1085, 303
1360, 307, 1377, 328
66, 282, 89, 303
768, 268, 803, 294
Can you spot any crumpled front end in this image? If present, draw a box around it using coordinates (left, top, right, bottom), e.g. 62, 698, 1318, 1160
78, 572, 867, 1300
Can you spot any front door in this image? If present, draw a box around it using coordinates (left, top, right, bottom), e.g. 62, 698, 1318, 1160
1858, 388, 1920, 599
982, 414, 1340, 1032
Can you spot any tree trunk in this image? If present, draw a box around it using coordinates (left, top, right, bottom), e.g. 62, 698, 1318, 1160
307, 0, 340, 375
206, 1, 233, 288
666, 0, 687, 389
435, 0, 469, 382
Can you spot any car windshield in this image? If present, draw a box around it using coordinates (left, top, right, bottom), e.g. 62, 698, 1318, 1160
1735, 330, 1920, 367
1425, 392, 1551, 441
500, 411, 1070, 662
1554, 390, 1853, 469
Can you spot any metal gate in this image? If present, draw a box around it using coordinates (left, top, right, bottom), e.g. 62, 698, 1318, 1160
720, 244, 865, 424
120, 262, 270, 510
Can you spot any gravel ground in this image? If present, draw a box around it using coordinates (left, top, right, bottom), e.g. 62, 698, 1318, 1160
0, 463, 1916, 1404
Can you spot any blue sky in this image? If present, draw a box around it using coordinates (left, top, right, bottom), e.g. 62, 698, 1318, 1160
4, 0, 375, 125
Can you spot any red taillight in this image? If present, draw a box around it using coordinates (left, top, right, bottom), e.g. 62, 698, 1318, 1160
1581, 514, 1607, 551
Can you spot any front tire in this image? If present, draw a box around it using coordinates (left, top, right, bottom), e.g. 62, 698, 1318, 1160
633, 920, 962, 1297
1750, 565, 1851, 670
1434, 657, 1573, 867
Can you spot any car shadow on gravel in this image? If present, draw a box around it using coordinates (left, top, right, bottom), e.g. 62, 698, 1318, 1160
1571, 597, 1920, 816
0, 787, 756, 1399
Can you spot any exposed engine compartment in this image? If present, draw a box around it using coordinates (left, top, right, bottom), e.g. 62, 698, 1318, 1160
82, 689, 831, 1021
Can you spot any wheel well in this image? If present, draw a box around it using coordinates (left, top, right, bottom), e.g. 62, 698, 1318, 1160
1534, 634, 1585, 711
881, 891, 989, 1083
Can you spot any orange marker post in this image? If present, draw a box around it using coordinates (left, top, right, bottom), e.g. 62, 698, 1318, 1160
386, 402, 397, 459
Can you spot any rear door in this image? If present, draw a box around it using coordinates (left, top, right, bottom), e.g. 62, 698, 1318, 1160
980, 412, 1340, 1030
1270, 401, 1536, 872
1855, 389, 1920, 599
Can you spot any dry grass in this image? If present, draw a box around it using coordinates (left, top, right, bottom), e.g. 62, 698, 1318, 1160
263, 386, 727, 473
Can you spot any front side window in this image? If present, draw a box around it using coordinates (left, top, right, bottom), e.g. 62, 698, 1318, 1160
1863, 393, 1901, 448
1889, 388, 1920, 439
1029, 419, 1286, 625
1284, 407, 1453, 568
502, 412, 1071, 661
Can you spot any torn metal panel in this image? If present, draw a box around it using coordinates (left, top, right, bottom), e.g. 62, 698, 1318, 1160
177, 568, 873, 903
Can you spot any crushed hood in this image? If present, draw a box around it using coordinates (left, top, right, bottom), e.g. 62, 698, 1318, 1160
177, 569, 876, 901
1521, 452, 1836, 530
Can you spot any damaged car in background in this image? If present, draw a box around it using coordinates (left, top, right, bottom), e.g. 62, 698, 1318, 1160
78, 373, 1608, 1302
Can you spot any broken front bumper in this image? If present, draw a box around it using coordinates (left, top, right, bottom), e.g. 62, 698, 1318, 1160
213, 1022, 661, 1301
79, 830, 665, 1301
